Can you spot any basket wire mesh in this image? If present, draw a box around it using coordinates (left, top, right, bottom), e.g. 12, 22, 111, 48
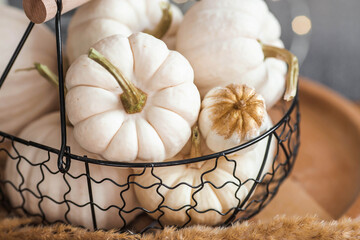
0, 0, 300, 234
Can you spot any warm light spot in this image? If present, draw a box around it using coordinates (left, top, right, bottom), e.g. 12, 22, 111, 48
173, 0, 190, 3
292, 15, 312, 35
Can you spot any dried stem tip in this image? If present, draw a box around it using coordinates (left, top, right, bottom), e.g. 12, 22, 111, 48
144, 2, 173, 39
261, 43, 299, 101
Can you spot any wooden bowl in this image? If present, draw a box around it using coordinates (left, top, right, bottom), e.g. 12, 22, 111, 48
255, 78, 360, 221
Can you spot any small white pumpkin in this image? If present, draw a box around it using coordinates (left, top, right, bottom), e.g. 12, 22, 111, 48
4, 112, 139, 230
199, 84, 269, 152
0, 5, 58, 135
176, 0, 298, 108
65, 33, 201, 162
66, 0, 183, 64
133, 123, 274, 226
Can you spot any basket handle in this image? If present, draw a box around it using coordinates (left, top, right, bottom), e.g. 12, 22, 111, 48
23, 0, 90, 24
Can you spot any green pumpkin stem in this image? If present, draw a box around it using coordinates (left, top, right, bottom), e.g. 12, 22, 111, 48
261, 43, 299, 101
16, 63, 63, 91
36, 63, 60, 89
88, 48, 147, 114
144, 2, 173, 39
17, 63, 71, 125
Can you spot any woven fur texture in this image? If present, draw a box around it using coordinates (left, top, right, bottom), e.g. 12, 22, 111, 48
0, 214, 359, 240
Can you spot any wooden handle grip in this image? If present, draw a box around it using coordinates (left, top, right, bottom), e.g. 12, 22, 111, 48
23, 0, 90, 24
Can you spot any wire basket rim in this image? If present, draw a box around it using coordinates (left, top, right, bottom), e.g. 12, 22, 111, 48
0, 89, 299, 168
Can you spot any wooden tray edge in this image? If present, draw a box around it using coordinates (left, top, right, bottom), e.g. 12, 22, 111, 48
300, 78, 360, 219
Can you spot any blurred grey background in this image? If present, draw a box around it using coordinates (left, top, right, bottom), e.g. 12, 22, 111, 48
5, 0, 360, 101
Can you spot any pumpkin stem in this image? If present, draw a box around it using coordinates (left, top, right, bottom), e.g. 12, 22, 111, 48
34, 63, 71, 126
16, 63, 71, 125
143, 2, 172, 39
88, 48, 147, 114
261, 43, 299, 101
36, 63, 61, 89
189, 126, 205, 169
16, 63, 60, 89
190, 126, 201, 158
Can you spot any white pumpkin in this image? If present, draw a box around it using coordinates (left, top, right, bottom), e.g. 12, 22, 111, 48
66, 0, 183, 64
4, 112, 139, 230
133, 123, 274, 226
0, 5, 58, 135
199, 84, 269, 152
65, 33, 201, 163
176, 0, 299, 108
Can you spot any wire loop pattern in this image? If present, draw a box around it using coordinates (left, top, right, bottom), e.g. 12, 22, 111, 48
0, 0, 300, 234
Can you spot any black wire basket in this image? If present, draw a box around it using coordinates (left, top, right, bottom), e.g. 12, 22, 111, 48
0, 0, 300, 234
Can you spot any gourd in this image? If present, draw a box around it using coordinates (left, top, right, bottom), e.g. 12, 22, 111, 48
65, 33, 201, 162
0, 5, 58, 135
4, 112, 139, 230
176, 0, 299, 108
133, 83, 274, 226
66, 0, 183, 64
199, 84, 268, 152
133, 124, 274, 226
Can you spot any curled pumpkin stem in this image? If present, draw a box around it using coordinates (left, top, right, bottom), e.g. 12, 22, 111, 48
261, 43, 299, 101
88, 48, 147, 114
144, 2, 172, 39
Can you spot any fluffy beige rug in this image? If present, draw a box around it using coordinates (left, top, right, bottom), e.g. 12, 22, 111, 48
0, 214, 358, 240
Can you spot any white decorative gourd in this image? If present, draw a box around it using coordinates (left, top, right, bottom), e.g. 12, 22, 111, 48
66, 0, 183, 63
0, 5, 58, 135
65, 33, 201, 162
199, 84, 269, 152
176, 0, 298, 108
133, 123, 274, 226
4, 112, 139, 230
